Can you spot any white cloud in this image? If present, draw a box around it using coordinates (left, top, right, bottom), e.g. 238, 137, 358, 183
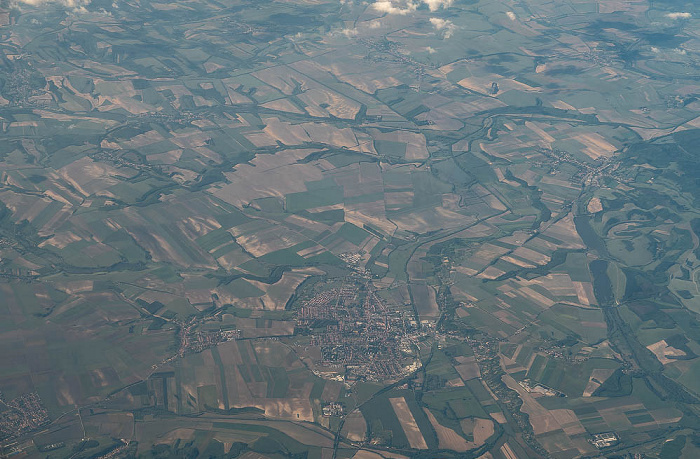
426, 46, 436, 53
506, 11, 516, 21
372, 0, 417, 15
371, 0, 452, 15
650, 45, 687, 55
667, 12, 692, 19
429, 17, 456, 38
429, 17, 448, 28
422, 0, 452, 12
14, 0, 90, 10
341, 27, 359, 37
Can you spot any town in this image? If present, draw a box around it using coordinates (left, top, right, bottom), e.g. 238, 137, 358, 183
296, 279, 420, 381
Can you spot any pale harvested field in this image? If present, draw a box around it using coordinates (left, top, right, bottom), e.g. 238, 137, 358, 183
244, 130, 278, 147
44, 176, 87, 205
503, 376, 548, 419
287, 61, 363, 118
116, 129, 165, 149
503, 375, 584, 436
34, 110, 119, 128
249, 268, 321, 310
344, 202, 397, 236
500, 256, 535, 268
235, 419, 334, 447
41, 229, 80, 249
573, 281, 597, 306
423, 408, 469, 452
210, 149, 323, 208
467, 244, 511, 270
148, 149, 182, 164
583, 368, 616, 397
541, 193, 567, 209
263, 117, 313, 145
474, 194, 508, 212
298, 88, 361, 120
214, 433, 268, 452
55, 280, 93, 294
390, 206, 474, 233
525, 121, 555, 144
450, 284, 480, 302
316, 58, 402, 94
511, 247, 551, 265
221, 80, 254, 105
154, 428, 196, 445
284, 214, 331, 233
98, 93, 152, 114
647, 340, 687, 365
352, 451, 385, 459
460, 418, 494, 449
552, 409, 587, 436
168, 129, 211, 148
59, 157, 131, 196
263, 399, 314, 421
574, 132, 619, 159
500, 443, 518, 459
457, 75, 540, 97
518, 287, 555, 309
126, 228, 195, 268
540, 215, 584, 249
235, 225, 307, 258
352, 448, 408, 459
253, 66, 307, 95
341, 72, 402, 93
297, 245, 327, 259
530, 274, 581, 300
341, 411, 368, 442
262, 98, 306, 114
389, 397, 428, 449
302, 123, 358, 149
478, 141, 516, 160
237, 452, 270, 459
216, 246, 252, 271
177, 216, 221, 240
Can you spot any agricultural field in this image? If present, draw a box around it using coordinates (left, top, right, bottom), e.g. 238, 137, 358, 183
1, 0, 700, 457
